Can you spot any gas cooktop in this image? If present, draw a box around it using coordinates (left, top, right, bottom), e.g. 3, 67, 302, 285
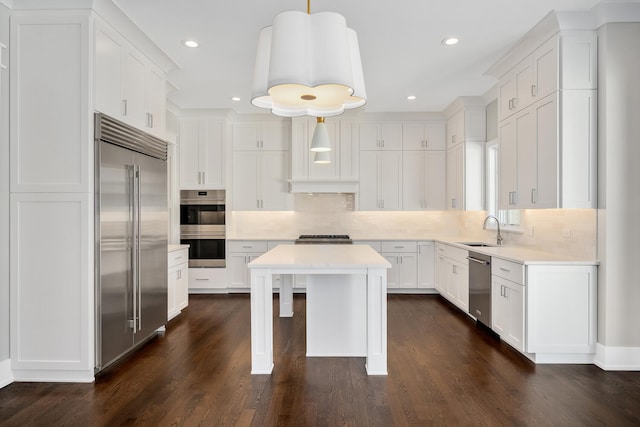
295, 234, 353, 244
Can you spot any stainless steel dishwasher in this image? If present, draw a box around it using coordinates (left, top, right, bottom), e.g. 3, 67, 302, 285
467, 251, 492, 327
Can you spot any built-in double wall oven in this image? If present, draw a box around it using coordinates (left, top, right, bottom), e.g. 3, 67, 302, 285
180, 190, 225, 267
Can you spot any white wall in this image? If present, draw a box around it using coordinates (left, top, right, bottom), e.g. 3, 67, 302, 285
0, 2, 11, 364
597, 22, 640, 349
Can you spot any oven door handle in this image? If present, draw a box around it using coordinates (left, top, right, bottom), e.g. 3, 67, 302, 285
180, 233, 226, 239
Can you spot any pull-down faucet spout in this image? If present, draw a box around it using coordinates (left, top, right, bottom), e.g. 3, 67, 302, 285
483, 215, 503, 246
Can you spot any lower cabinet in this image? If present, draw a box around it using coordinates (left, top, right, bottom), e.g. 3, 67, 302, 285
417, 242, 435, 289
434, 243, 469, 311
381, 241, 418, 289
228, 241, 268, 290
168, 247, 189, 320
491, 258, 525, 351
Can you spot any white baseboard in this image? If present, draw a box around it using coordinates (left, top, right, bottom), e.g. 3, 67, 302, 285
12, 368, 94, 383
0, 359, 14, 389
594, 344, 640, 371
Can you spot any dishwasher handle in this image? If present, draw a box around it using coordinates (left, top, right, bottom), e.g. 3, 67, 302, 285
467, 256, 490, 266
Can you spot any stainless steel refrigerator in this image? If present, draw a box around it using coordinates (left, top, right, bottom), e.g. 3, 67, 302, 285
94, 113, 168, 371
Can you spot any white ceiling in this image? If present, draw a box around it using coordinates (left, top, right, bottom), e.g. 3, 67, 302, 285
114, 0, 602, 114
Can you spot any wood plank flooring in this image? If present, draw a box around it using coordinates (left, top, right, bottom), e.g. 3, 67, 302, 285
1, 294, 639, 426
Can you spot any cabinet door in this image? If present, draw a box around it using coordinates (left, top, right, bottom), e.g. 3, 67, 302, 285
202, 120, 225, 188
232, 151, 260, 210
398, 254, 418, 288
453, 260, 469, 311
499, 76, 515, 120
417, 243, 435, 289
379, 151, 402, 210
359, 151, 379, 210
498, 118, 517, 209
515, 108, 536, 209
402, 152, 424, 210
532, 94, 558, 208
383, 255, 401, 288
260, 122, 287, 150
513, 59, 534, 113
533, 38, 558, 99
446, 144, 463, 210
425, 151, 446, 210
94, 24, 124, 118
491, 276, 508, 336
426, 123, 446, 150
402, 123, 427, 150
233, 123, 261, 150
505, 281, 524, 352
359, 123, 381, 150
260, 151, 290, 210
168, 265, 179, 318
122, 49, 146, 129
380, 123, 402, 150
228, 253, 250, 288
175, 264, 188, 311
179, 120, 202, 189
145, 66, 166, 138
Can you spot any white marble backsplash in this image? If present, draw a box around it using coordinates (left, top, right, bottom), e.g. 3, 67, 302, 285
227, 194, 597, 259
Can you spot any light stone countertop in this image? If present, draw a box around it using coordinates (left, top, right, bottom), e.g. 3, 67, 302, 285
228, 235, 597, 266
248, 244, 391, 270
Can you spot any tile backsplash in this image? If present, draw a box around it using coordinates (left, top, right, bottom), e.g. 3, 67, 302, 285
228, 194, 597, 259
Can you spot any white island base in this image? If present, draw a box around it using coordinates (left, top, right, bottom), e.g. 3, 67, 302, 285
248, 244, 391, 376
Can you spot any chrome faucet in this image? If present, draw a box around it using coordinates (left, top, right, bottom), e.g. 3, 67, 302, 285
483, 215, 503, 246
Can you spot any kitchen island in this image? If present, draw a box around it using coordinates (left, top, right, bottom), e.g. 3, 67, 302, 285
248, 244, 391, 375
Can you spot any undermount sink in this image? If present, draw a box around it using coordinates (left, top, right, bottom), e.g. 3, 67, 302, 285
457, 242, 496, 247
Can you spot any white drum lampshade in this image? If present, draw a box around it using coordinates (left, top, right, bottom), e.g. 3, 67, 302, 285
251, 11, 367, 117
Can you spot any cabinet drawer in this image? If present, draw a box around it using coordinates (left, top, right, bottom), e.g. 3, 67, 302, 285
168, 248, 188, 268
492, 258, 523, 284
267, 240, 293, 250
228, 241, 268, 253
381, 241, 417, 253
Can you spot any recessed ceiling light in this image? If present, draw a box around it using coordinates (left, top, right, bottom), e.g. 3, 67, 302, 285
231, 97, 241, 102
407, 95, 417, 100
183, 40, 199, 48
442, 37, 459, 46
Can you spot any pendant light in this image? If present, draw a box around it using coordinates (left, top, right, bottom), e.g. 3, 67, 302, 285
310, 117, 330, 152
313, 150, 331, 164
251, 0, 367, 118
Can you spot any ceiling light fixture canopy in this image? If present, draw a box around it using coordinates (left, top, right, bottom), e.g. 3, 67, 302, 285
251, 2, 366, 117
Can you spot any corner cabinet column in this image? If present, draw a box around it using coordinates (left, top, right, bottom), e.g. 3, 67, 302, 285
9, 12, 94, 382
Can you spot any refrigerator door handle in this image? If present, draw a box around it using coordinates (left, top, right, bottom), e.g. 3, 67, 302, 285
136, 165, 142, 332
129, 164, 137, 331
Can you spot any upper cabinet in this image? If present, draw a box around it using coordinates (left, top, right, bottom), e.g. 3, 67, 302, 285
178, 117, 225, 190
233, 122, 288, 151
446, 108, 485, 149
490, 30, 597, 209
402, 122, 446, 151
358, 122, 402, 151
94, 21, 166, 138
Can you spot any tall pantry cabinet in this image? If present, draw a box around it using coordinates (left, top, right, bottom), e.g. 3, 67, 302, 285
8, 3, 176, 382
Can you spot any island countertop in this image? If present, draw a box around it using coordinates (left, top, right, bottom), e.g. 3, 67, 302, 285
247, 244, 392, 270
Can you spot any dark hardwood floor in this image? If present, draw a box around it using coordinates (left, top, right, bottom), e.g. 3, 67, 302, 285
1, 294, 639, 426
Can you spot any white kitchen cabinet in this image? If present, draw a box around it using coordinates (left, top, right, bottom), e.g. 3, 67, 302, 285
94, 20, 166, 138
188, 267, 227, 291
402, 121, 446, 150
232, 150, 291, 211
381, 241, 417, 289
435, 243, 469, 311
446, 141, 484, 211
228, 241, 268, 289
499, 90, 595, 209
417, 242, 435, 289
491, 258, 525, 352
359, 150, 402, 210
358, 122, 402, 151
168, 247, 189, 320
178, 118, 225, 189
233, 122, 288, 151
403, 150, 446, 210
434, 244, 447, 294
446, 108, 485, 148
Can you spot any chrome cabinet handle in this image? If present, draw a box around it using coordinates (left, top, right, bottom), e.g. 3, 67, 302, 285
122, 99, 128, 116
531, 188, 537, 203
531, 85, 537, 97
499, 267, 510, 273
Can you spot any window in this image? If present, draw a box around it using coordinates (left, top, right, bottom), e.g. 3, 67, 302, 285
486, 140, 520, 228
